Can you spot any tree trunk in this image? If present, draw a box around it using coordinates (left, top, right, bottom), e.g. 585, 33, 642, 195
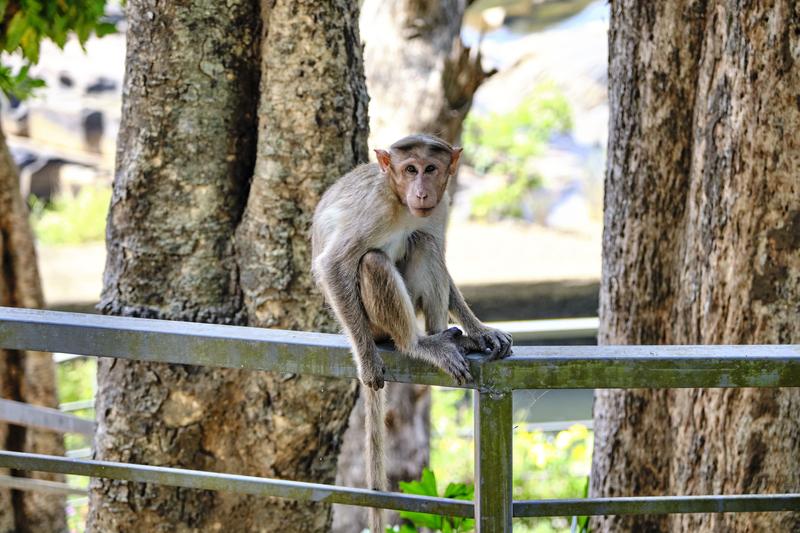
87, 1, 260, 530
334, 1, 492, 530
591, 2, 800, 532
0, 124, 65, 532
233, 0, 368, 530
89, 0, 368, 530
361, 0, 492, 149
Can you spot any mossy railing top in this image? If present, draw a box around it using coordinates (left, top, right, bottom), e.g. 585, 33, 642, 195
0, 307, 799, 532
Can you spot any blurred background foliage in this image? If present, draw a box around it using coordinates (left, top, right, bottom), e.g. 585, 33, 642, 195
463, 82, 573, 222
0, 0, 114, 99
29, 185, 110, 244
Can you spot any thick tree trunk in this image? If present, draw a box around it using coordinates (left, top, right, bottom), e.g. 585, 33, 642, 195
88, 0, 369, 531
88, 1, 260, 530
591, 3, 800, 532
0, 125, 65, 532
233, 0, 368, 530
334, 1, 491, 530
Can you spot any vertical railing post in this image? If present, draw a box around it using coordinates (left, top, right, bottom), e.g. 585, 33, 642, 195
474, 388, 513, 532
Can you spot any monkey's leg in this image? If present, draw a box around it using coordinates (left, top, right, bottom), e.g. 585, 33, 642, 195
359, 250, 471, 384
316, 255, 386, 389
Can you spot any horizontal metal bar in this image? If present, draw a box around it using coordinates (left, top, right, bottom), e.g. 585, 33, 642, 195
514, 494, 800, 517
478, 345, 800, 390
483, 317, 598, 342
0, 307, 466, 388
4, 450, 794, 518
0, 451, 473, 517
60, 399, 95, 412
0, 399, 96, 436
1, 307, 799, 390
0, 473, 86, 496
49, 317, 599, 357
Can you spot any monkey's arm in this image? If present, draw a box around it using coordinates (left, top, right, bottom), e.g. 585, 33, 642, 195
448, 274, 513, 360
317, 251, 386, 389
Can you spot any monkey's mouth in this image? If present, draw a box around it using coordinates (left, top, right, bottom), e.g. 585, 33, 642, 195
409, 206, 435, 217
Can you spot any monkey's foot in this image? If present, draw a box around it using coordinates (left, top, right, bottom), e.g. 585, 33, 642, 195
358, 352, 386, 390
463, 326, 513, 360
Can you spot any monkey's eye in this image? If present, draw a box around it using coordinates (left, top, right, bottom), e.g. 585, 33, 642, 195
425, 165, 436, 173
406, 165, 418, 174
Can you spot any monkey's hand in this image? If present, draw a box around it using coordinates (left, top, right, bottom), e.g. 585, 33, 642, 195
419, 327, 473, 385
461, 325, 513, 360
358, 350, 387, 390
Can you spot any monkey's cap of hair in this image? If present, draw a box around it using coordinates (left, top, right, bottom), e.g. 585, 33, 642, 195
390, 134, 455, 155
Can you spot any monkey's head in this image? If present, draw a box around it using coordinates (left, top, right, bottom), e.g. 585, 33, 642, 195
375, 134, 462, 218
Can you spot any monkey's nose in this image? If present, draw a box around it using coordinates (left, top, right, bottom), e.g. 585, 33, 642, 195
416, 192, 428, 199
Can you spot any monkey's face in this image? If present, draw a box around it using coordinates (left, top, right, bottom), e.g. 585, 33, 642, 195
376, 146, 462, 218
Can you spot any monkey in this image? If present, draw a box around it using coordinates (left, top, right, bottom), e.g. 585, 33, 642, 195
311, 134, 512, 532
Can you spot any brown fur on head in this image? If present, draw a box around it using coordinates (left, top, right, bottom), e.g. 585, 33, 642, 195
374, 134, 462, 217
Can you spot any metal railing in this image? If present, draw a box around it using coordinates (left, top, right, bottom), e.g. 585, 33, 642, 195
0, 306, 799, 532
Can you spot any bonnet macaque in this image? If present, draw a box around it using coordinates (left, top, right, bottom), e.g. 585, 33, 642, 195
312, 134, 512, 531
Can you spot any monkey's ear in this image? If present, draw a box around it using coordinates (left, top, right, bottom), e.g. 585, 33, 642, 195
375, 149, 392, 173
449, 147, 463, 175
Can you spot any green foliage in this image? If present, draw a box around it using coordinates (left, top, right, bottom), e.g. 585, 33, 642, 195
463, 81, 572, 222
391, 468, 475, 533
430, 388, 592, 533
0, 0, 115, 99
29, 185, 110, 244
470, 173, 540, 221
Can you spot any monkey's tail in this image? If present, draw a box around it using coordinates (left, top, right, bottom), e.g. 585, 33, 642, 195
364, 385, 386, 533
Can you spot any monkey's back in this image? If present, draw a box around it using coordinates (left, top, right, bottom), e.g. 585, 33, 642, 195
312, 163, 393, 273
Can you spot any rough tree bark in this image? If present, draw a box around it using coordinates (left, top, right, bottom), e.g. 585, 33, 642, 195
0, 124, 65, 532
591, 2, 800, 532
233, 0, 368, 530
88, 1, 368, 531
334, 1, 492, 530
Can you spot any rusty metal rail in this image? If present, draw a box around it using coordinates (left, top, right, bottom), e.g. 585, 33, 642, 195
1, 307, 799, 532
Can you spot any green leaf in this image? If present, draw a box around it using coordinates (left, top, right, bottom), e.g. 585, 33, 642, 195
20, 27, 41, 63
398, 468, 477, 532
51, 15, 68, 48
443, 482, 473, 500
5, 11, 28, 51
95, 21, 117, 37
398, 468, 438, 497
398, 510, 441, 530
